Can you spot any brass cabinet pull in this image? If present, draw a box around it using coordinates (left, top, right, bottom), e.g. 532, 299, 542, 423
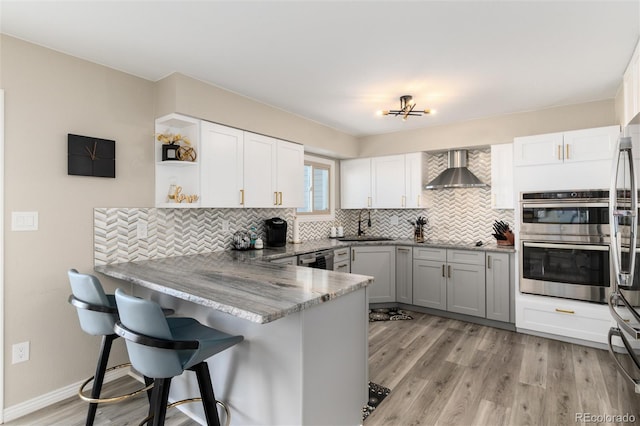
367, 197, 372, 208
448, 265, 452, 278
566, 144, 570, 160
274, 192, 278, 205
401, 195, 406, 207
487, 255, 492, 269
417, 195, 421, 206
398, 248, 410, 252
555, 308, 575, 315
557, 145, 561, 160
240, 189, 245, 205
278, 192, 283, 205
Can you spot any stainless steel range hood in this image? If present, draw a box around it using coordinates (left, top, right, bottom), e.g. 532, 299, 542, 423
425, 150, 488, 189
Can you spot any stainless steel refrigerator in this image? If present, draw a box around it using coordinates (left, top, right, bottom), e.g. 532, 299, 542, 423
609, 112, 640, 393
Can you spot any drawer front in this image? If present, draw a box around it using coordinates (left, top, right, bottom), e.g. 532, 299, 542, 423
447, 249, 485, 266
334, 260, 350, 273
334, 248, 350, 263
413, 247, 446, 261
516, 297, 611, 344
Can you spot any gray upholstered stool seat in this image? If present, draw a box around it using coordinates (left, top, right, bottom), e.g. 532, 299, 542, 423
114, 288, 243, 426
67, 269, 153, 426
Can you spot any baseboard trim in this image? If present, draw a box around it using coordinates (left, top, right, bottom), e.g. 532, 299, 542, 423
3, 366, 130, 422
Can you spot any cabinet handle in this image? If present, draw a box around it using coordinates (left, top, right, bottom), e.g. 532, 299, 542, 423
278, 192, 283, 205
401, 195, 406, 207
398, 248, 410, 252
367, 197, 372, 208
487, 255, 492, 269
240, 189, 245, 205
555, 308, 575, 315
417, 195, 421, 206
352, 249, 355, 262
274, 192, 278, 206
557, 145, 561, 160
448, 265, 451, 278
442, 264, 445, 277
566, 144, 570, 160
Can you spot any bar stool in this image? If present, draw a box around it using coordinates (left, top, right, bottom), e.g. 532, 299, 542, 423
113, 288, 244, 426
67, 269, 154, 426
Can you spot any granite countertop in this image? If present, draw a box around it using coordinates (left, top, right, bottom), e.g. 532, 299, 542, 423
259, 237, 516, 262
95, 237, 515, 325
95, 250, 374, 324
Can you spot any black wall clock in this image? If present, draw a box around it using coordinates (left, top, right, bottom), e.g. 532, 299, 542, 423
67, 134, 116, 178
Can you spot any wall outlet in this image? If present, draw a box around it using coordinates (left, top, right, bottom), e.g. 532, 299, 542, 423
12, 341, 29, 364
390, 215, 399, 226
221, 220, 230, 232
136, 221, 148, 239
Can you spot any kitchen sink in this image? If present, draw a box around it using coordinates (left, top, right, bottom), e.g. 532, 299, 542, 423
337, 236, 394, 242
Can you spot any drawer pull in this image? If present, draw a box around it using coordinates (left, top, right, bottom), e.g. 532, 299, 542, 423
398, 248, 410, 252
442, 264, 445, 277
555, 308, 575, 315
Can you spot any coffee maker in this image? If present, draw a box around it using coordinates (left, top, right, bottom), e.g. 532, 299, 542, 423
265, 217, 287, 247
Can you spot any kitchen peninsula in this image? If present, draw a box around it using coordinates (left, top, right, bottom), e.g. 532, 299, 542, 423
95, 251, 373, 426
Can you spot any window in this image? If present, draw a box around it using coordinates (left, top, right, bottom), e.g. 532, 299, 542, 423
297, 155, 335, 220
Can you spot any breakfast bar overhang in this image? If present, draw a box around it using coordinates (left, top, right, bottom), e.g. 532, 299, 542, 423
96, 251, 373, 425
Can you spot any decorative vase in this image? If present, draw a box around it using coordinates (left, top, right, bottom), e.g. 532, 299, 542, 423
414, 226, 424, 243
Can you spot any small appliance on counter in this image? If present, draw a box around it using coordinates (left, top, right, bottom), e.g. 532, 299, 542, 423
265, 217, 287, 247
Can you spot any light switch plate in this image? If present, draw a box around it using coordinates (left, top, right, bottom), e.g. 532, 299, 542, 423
11, 212, 38, 231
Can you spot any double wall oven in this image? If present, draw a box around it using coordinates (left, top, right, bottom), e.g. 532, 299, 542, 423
519, 189, 640, 305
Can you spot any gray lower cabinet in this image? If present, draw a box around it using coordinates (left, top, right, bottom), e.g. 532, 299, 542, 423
412, 247, 447, 310
447, 261, 486, 317
413, 247, 486, 318
396, 247, 413, 304
486, 252, 510, 322
334, 247, 351, 273
413, 259, 447, 310
351, 246, 396, 303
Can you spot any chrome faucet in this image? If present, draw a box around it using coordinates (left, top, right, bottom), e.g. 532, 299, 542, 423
357, 209, 371, 236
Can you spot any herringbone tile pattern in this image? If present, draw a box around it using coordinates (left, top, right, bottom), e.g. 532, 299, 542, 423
94, 208, 294, 265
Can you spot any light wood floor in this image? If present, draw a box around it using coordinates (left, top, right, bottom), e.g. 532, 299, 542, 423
6, 311, 640, 425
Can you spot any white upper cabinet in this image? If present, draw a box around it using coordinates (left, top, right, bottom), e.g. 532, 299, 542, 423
341, 158, 372, 209
200, 121, 244, 207
404, 152, 427, 208
244, 132, 304, 208
155, 113, 201, 208
244, 132, 278, 207
341, 153, 426, 209
275, 139, 305, 208
623, 40, 640, 126
490, 143, 514, 209
513, 132, 564, 166
155, 116, 303, 208
371, 155, 406, 208
514, 126, 619, 167
562, 126, 618, 163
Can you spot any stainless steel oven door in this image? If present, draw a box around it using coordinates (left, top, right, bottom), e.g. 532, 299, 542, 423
520, 241, 610, 303
520, 202, 609, 238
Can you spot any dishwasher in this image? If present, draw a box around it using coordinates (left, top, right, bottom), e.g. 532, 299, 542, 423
297, 249, 334, 270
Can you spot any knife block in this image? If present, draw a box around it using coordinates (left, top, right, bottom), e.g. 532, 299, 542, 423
496, 230, 514, 246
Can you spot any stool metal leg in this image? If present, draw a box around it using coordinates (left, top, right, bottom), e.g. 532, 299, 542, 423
150, 377, 172, 426
192, 362, 221, 426
86, 334, 116, 426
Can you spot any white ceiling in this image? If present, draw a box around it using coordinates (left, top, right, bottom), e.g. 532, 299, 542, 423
1, 1, 639, 137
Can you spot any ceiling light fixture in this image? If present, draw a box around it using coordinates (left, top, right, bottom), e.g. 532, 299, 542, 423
378, 95, 434, 121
